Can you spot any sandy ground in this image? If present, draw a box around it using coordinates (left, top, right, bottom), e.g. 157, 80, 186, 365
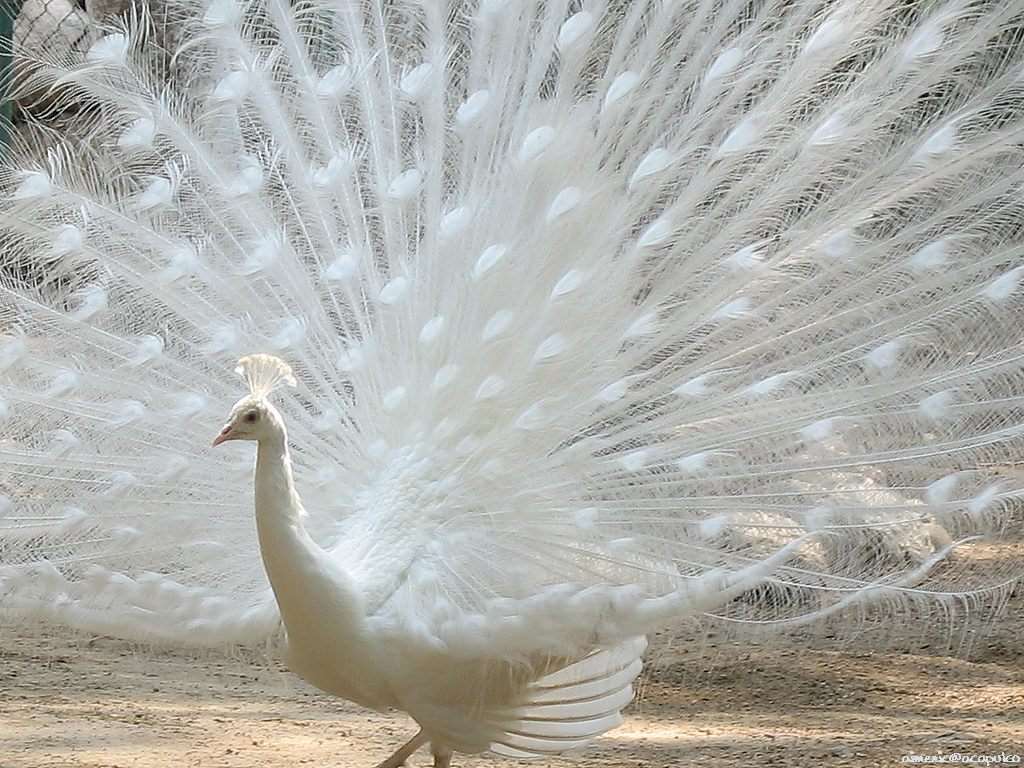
2, 596, 1022, 768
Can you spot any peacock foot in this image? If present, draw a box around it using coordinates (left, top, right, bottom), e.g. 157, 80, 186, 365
373, 729, 428, 768
431, 743, 453, 768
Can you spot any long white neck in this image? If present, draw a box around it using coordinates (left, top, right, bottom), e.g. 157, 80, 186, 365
251, 424, 387, 708
254, 431, 310, 608
253, 427, 362, 630
255, 431, 302, 528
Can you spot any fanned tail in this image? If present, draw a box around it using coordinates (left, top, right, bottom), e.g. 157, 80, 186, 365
488, 638, 647, 759
0, 0, 1021, 659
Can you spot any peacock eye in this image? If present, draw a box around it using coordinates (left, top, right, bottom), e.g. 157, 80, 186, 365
244, 411, 259, 423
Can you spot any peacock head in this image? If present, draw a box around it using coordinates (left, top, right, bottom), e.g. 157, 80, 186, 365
212, 354, 296, 447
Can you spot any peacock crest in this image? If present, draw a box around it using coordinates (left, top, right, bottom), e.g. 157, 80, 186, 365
235, 354, 297, 398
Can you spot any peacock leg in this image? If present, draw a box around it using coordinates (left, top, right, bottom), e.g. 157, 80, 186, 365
374, 729, 429, 768
431, 743, 453, 768
428, 741, 452, 765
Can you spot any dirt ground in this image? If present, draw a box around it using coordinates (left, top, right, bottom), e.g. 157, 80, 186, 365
2, 595, 1022, 768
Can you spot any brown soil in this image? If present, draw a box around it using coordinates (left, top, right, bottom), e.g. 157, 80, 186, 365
2, 601, 1022, 768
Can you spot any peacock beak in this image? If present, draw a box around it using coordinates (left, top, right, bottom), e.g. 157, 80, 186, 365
212, 425, 234, 447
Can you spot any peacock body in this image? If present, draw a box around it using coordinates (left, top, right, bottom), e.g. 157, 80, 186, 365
1, 0, 1023, 763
